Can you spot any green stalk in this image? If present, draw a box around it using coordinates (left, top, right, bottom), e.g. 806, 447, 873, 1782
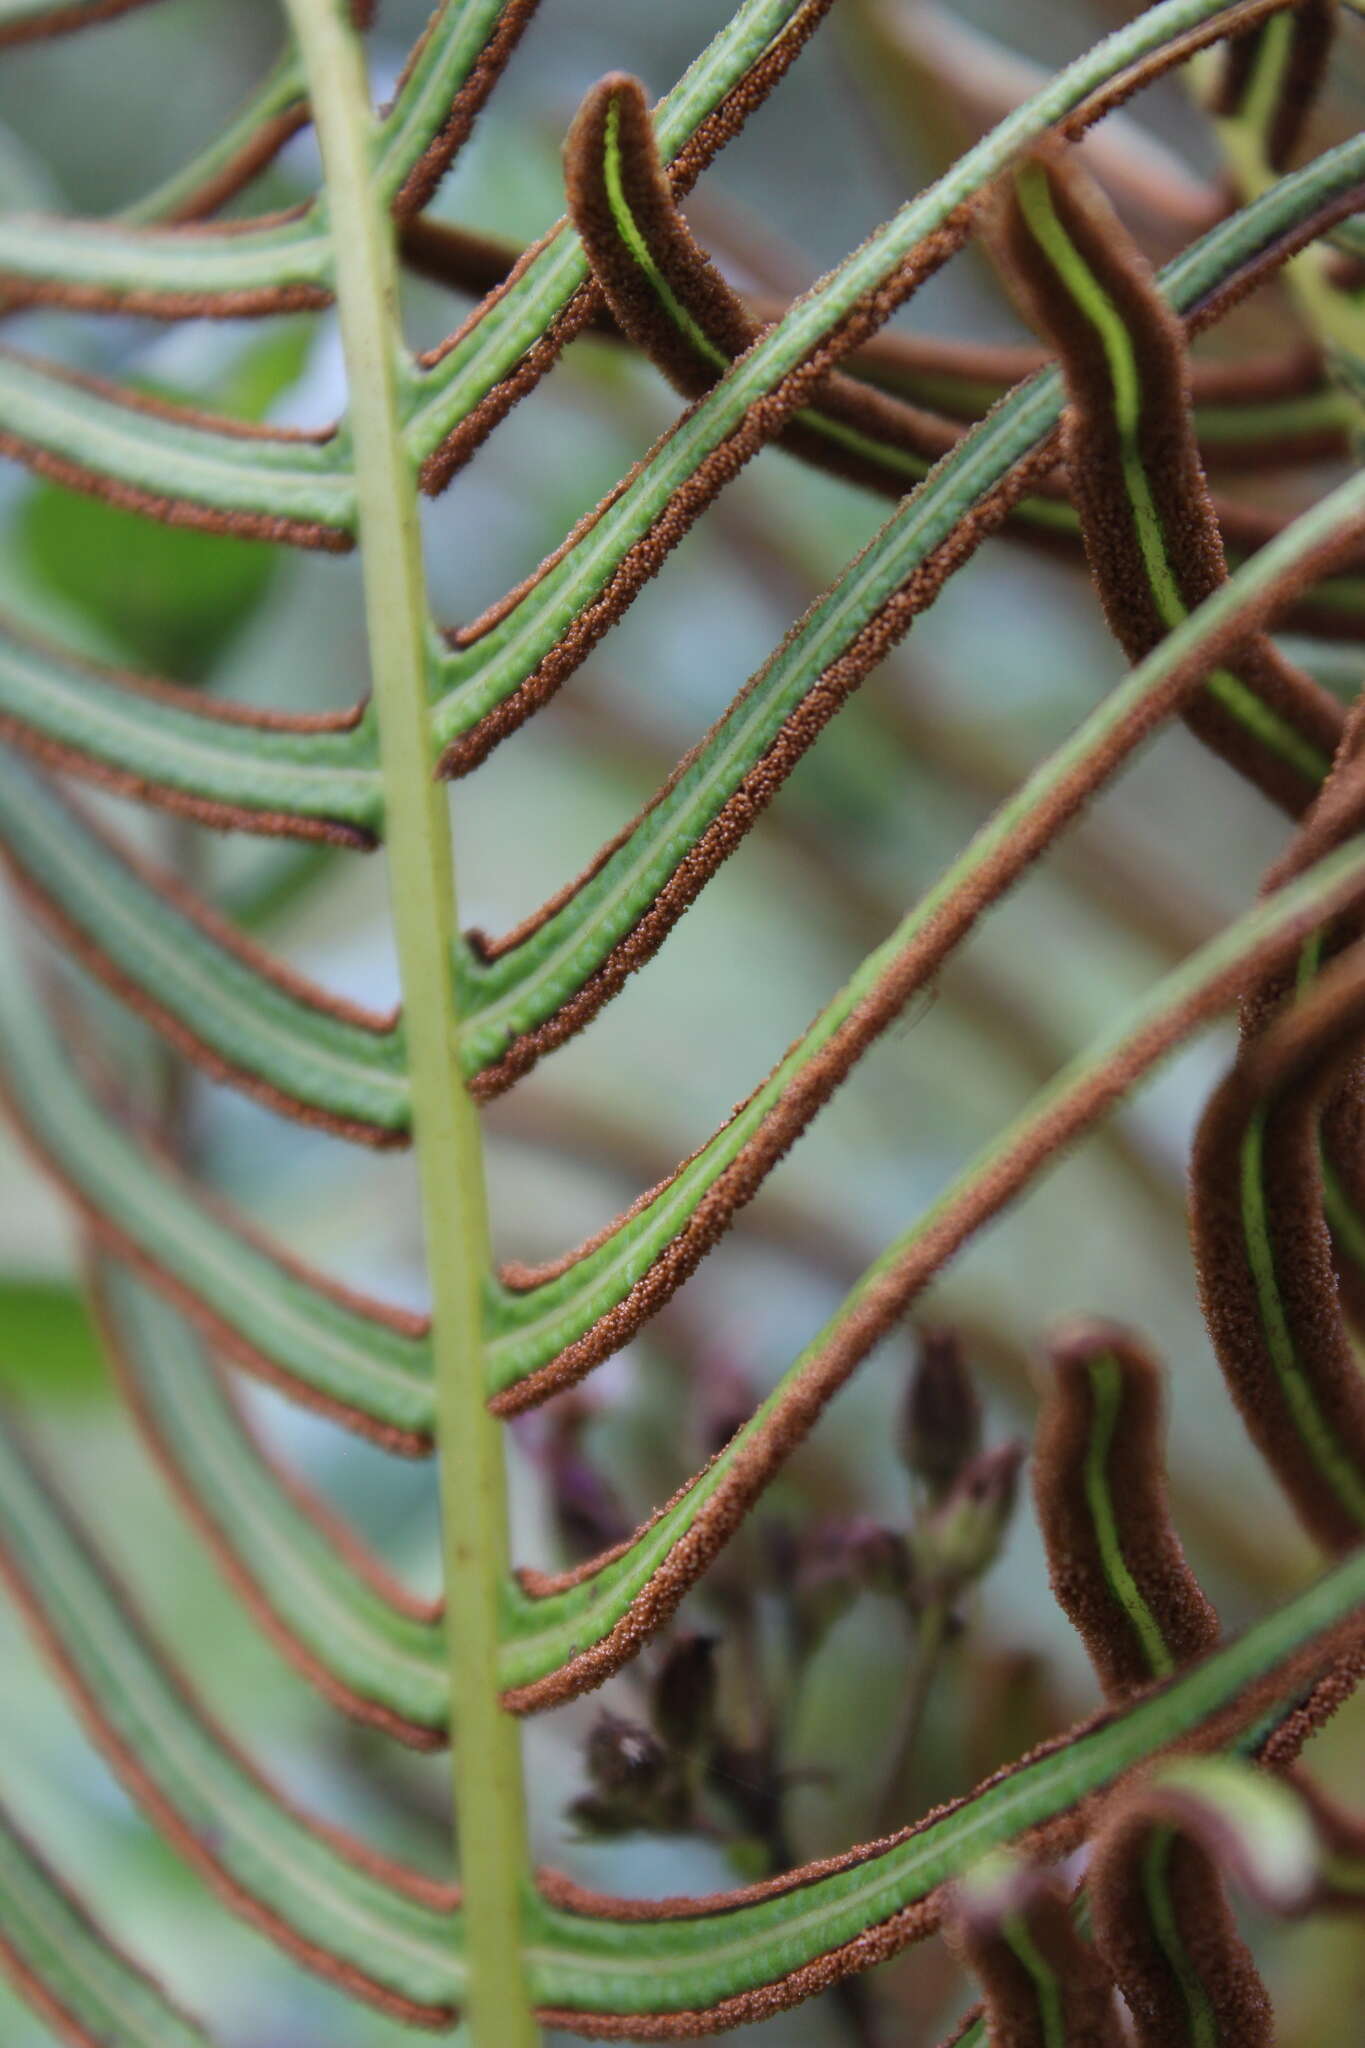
282, 2, 537, 2039
875, 1598, 948, 1835
1189, 28, 1365, 395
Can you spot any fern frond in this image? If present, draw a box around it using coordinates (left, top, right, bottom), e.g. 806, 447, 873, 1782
0, 0, 537, 312
525, 1562, 1364, 2033
0, 616, 382, 841
0, 0, 162, 46
5, 472, 1358, 1469
501, 827, 1365, 1705
1193, 935, 1365, 1550
404, 213, 1358, 468
949, 1851, 1122, 2047
0, 758, 403, 1137
95, 1263, 449, 1744
1000, 146, 1341, 809
1088, 1754, 1327, 2046
476, 472, 1365, 1411
5, 1376, 1359, 2034
0, 350, 355, 546
1033, 1325, 1219, 1695
430, 135, 1365, 782
0, 1800, 212, 2048
0, 902, 430, 1447
0, 1422, 464, 2022
3, 0, 1363, 2036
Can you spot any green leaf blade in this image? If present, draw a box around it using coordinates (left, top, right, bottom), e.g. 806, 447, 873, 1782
0, 1421, 463, 2017
0, 755, 408, 1139
0, 1800, 213, 2048
99, 1264, 450, 1738
0, 612, 384, 841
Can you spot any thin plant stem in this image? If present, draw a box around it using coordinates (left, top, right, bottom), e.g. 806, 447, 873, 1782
1191, 25, 1365, 382
876, 1598, 950, 1836
282, 1, 537, 2037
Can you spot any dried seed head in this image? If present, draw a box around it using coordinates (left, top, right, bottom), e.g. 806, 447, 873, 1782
585, 1711, 669, 1799
847, 1521, 915, 1602
570, 1712, 685, 1837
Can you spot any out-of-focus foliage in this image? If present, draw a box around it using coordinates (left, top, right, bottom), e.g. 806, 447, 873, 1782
18, 326, 311, 677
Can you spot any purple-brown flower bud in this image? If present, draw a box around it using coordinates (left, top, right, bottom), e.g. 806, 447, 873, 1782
793, 1519, 912, 1642
846, 1520, 914, 1601
650, 1635, 718, 1755
902, 1327, 982, 1499
541, 1399, 631, 1559
912, 1442, 1024, 1603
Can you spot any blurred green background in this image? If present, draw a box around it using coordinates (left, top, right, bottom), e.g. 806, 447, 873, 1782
0, 1, 1361, 2041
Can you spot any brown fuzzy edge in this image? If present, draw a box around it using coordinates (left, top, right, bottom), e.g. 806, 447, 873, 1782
503, 847, 1365, 1705
0, 611, 376, 847
1033, 1323, 1219, 1699
160, 109, 312, 228
0, 270, 327, 323
0, 1425, 459, 2025
414, 0, 1306, 508
0, 1799, 211, 2045
391, 0, 544, 220
485, 523, 1362, 1418
415, 0, 842, 492
91, 1256, 447, 1750
0, 711, 374, 846
949, 1866, 1122, 2047
1191, 942, 1365, 1553
534, 1626, 1365, 2033
438, 168, 1362, 799
564, 74, 758, 393
0, 772, 402, 1145
0, 347, 349, 552
6, 1426, 1351, 2036
997, 147, 1341, 816
0, 1018, 433, 1457
1270, 710, 1365, 1332
563, 70, 1028, 510
0, 0, 161, 46
1212, 0, 1335, 173
460, 435, 1055, 1075
399, 211, 1333, 440
1089, 1819, 1271, 2045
